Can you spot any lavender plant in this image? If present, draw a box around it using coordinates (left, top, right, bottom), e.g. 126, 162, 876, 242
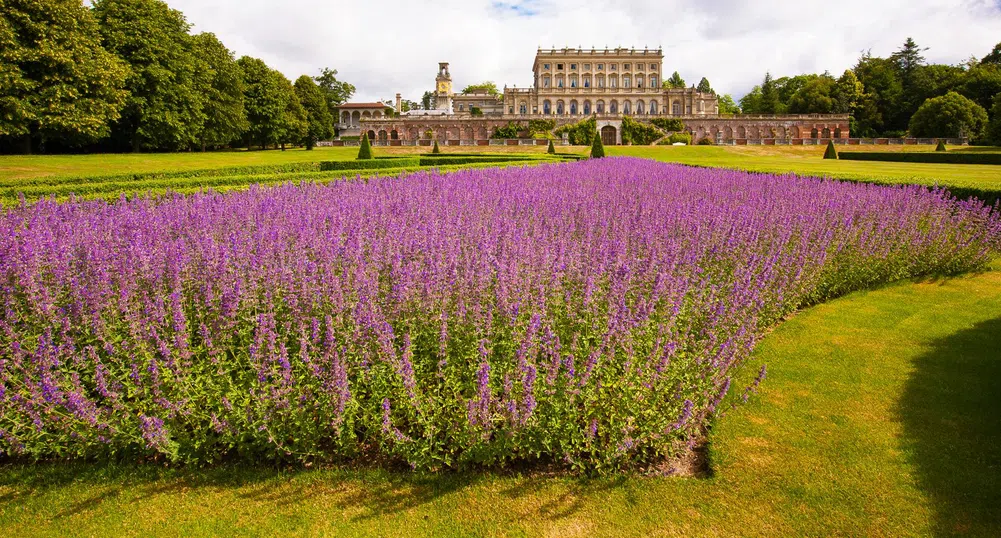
1, 158, 998, 472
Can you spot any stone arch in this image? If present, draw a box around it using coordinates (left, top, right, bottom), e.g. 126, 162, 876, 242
724, 126, 733, 139
373, 110, 383, 118
601, 125, 617, 146
378, 130, 388, 142
822, 127, 831, 138
409, 127, 420, 140
362, 111, 372, 118
583, 100, 592, 115
775, 126, 786, 139
811, 127, 819, 139
834, 127, 842, 138
391, 129, 399, 140
477, 125, 488, 139
352, 111, 361, 125
341, 111, 351, 125
737, 125, 746, 138
367, 130, 376, 141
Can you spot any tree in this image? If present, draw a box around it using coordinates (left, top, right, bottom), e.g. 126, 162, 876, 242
93, 0, 205, 152
717, 94, 740, 115
191, 32, 247, 151
274, 74, 306, 150
853, 52, 905, 134
547, 139, 555, 154
988, 93, 1001, 145
739, 86, 762, 113
294, 75, 332, 149
664, 71, 686, 89
982, 42, 1001, 66
958, 64, 1001, 111
421, 91, 435, 111
696, 77, 713, 94
238, 56, 294, 149
832, 70, 865, 114
908, 91, 988, 140
314, 67, 355, 116
0, 0, 128, 153
759, 72, 780, 114
891, 37, 927, 84
461, 81, 500, 95
787, 76, 836, 114
357, 132, 373, 159
432, 140, 440, 154
590, 129, 604, 158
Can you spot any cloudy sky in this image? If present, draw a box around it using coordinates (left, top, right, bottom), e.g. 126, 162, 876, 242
164, 0, 1001, 103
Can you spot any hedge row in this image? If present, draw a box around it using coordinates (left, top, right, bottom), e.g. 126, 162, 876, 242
838, 152, 1001, 165
319, 157, 419, 171
0, 162, 326, 189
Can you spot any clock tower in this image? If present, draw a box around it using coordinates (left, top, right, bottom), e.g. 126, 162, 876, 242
434, 62, 453, 113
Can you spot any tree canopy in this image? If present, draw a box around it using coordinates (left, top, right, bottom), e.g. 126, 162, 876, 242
908, 91, 988, 140
664, 71, 686, 89
192, 32, 248, 150
461, 81, 500, 95
294, 74, 333, 149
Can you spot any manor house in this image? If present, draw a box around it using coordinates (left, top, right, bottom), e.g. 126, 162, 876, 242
341, 47, 849, 145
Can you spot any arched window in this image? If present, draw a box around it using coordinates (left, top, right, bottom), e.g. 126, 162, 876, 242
623, 101, 631, 114
583, 100, 592, 115
610, 100, 618, 113
570, 100, 578, 114
543, 100, 552, 114
519, 101, 527, 114
636, 100, 645, 114
596, 100, 605, 113
650, 100, 658, 114
556, 100, 565, 114
672, 100, 681, 115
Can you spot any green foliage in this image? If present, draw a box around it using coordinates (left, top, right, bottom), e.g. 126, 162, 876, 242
697, 137, 714, 145
528, 119, 555, 133
547, 139, 555, 154
192, 33, 248, 150
759, 72, 780, 114
958, 65, 1001, 111
838, 151, 1001, 165
461, 82, 500, 96
553, 117, 596, 145
909, 91, 989, 140
469, 106, 483, 116
696, 77, 713, 94
314, 67, 355, 117
664, 71, 686, 89
320, 157, 418, 170
658, 133, 692, 145
421, 91, 435, 111
432, 140, 440, 154
936, 140, 947, 152
93, 0, 206, 152
294, 75, 333, 150
0, 0, 128, 153
823, 140, 838, 159
491, 122, 522, 139
357, 132, 373, 159
989, 93, 1001, 145
717, 94, 741, 115
238, 57, 295, 149
620, 116, 664, 145
589, 129, 604, 158
788, 75, 837, 114
832, 70, 865, 114
650, 118, 684, 132
982, 42, 1001, 66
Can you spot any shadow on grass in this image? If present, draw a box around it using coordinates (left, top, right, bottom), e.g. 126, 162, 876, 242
897, 316, 1001, 536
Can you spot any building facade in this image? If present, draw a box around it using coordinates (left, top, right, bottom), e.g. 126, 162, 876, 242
351, 47, 850, 145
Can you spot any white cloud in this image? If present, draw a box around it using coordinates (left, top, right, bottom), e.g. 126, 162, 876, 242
164, 0, 1001, 102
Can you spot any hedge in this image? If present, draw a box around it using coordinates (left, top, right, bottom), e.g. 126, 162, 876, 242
0, 162, 325, 189
319, 157, 419, 171
838, 152, 1001, 165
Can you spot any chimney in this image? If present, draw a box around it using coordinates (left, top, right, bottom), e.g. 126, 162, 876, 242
395, 93, 402, 115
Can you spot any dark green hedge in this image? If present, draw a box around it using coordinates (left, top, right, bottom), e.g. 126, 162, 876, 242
418, 155, 538, 166
838, 152, 1001, 165
319, 158, 419, 171
0, 162, 324, 189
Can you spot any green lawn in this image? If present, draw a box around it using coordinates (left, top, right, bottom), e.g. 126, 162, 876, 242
3, 261, 998, 537
607, 145, 1001, 200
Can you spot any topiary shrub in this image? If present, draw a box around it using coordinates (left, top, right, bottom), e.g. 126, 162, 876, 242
357, 133, 373, 160
823, 140, 838, 160
590, 130, 605, 158
432, 140, 441, 154
547, 139, 555, 154
935, 140, 947, 152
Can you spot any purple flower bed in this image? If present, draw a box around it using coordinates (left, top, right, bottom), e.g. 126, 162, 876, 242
1, 158, 998, 472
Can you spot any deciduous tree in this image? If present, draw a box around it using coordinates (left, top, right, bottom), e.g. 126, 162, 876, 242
294, 75, 332, 149
908, 91, 988, 140
192, 32, 247, 151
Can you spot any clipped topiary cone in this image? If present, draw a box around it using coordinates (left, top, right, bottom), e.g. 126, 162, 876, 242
823, 140, 838, 160
357, 133, 374, 160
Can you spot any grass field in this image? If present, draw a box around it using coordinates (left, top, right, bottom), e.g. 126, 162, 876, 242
2, 260, 997, 537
